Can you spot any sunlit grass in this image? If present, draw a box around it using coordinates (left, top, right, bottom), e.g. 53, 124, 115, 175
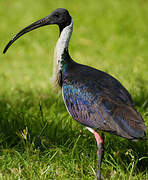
0, 0, 148, 179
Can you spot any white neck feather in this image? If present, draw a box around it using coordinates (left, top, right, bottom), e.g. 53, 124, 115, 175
51, 19, 73, 86
55, 19, 73, 64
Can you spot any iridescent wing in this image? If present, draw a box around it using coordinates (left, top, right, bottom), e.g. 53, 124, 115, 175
62, 63, 146, 139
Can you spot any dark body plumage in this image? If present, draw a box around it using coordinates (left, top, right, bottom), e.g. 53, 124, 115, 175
61, 51, 146, 140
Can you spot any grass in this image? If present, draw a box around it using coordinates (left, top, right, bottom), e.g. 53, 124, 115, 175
0, 0, 148, 179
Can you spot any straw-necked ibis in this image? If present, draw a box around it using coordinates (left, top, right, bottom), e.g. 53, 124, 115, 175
3, 8, 146, 180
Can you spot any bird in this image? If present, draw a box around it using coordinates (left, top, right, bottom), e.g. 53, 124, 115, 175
3, 8, 146, 180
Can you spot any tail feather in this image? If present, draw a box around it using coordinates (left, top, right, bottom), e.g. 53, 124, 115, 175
113, 105, 146, 139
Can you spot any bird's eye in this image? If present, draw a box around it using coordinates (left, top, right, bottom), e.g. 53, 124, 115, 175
54, 13, 59, 18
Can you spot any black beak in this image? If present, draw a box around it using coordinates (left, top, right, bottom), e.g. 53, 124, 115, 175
3, 15, 51, 54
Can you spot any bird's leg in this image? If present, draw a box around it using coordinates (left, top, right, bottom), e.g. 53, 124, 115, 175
85, 127, 104, 180
94, 131, 104, 180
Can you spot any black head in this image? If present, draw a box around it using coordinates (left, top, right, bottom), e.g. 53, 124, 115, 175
3, 8, 71, 54
49, 8, 71, 31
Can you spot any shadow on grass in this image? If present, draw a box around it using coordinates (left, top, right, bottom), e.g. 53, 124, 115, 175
0, 88, 81, 149
0, 85, 147, 175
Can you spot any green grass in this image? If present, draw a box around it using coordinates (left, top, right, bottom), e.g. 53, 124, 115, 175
0, 0, 148, 179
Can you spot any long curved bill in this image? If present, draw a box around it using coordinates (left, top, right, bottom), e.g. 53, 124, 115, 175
3, 15, 51, 54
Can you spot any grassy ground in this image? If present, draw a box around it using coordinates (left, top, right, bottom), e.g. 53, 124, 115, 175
0, 0, 148, 179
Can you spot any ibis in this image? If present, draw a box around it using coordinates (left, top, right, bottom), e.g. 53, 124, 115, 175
3, 8, 146, 179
